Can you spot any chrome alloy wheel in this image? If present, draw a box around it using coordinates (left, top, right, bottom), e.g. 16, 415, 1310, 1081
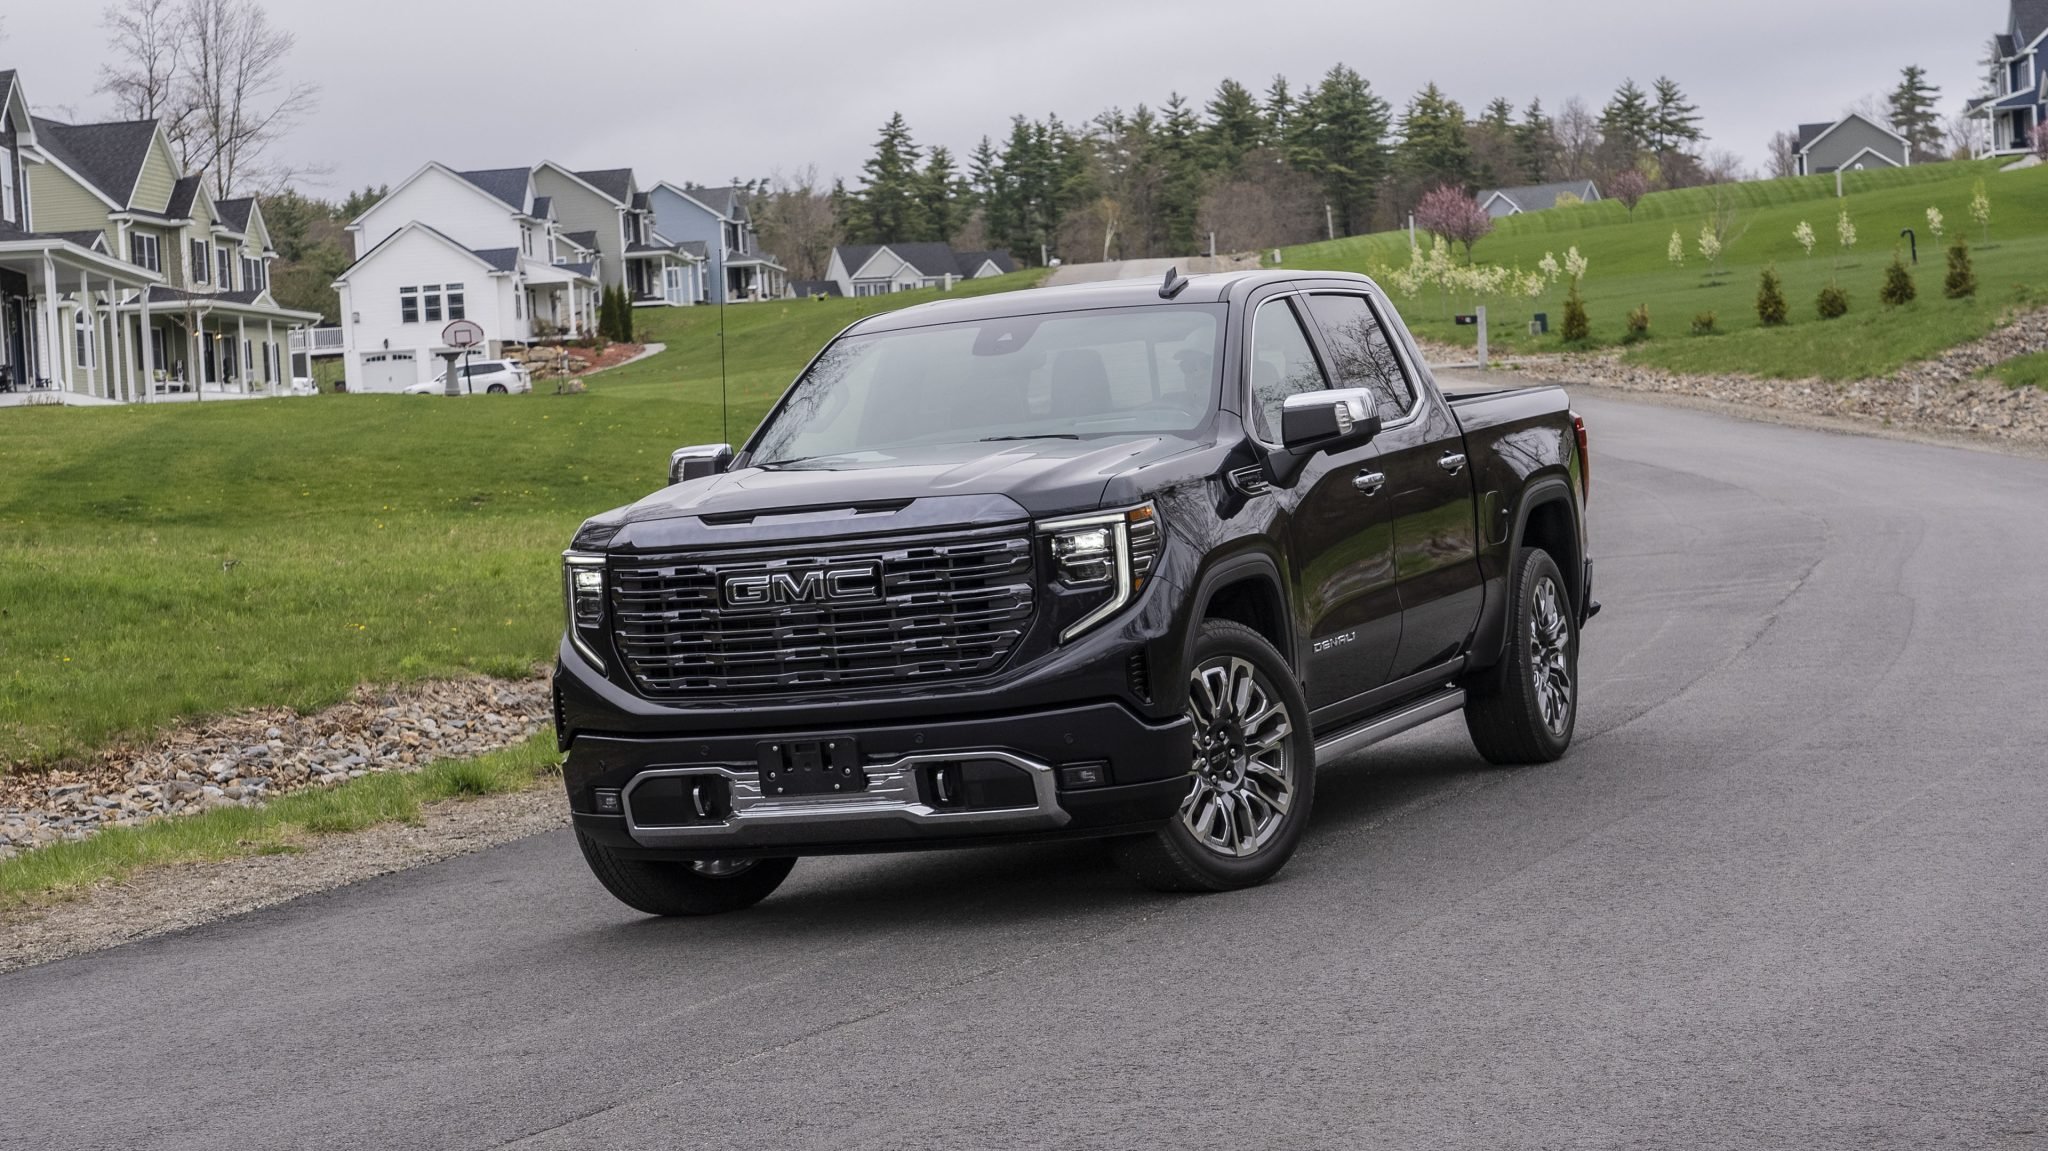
689, 859, 757, 877
1182, 656, 1297, 858
1529, 574, 1574, 736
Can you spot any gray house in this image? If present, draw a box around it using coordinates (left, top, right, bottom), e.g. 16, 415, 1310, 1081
1968, 0, 2047, 157
1475, 180, 1601, 219
1791, 113, 1911, 176
646, 183, 787, 303
529, 163, 698, 306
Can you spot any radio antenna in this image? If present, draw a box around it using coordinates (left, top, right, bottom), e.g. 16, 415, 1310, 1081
718, 272, 730, 446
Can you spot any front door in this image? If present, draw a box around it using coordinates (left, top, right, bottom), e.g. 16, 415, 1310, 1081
1249, 294, 1403, 718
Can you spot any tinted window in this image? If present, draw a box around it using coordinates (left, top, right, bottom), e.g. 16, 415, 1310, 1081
1248, 298, 1329, 440
1304, 294, 1415, 423
751, 305, 1224, 467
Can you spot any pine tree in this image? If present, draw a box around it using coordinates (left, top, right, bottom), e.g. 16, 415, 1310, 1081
1648, 76, 1703, 156
1480, 97, 1515, 136
1158, 92, 1205, 253
848, 112, 925, 243
1513, 98, 1557, 182
1599, 79, 1655, 165
1880, 251, 1917, 308
1202, 78, 1266, 171
1286, 65, 1392, 237
966, 137, 1011, 248
1562, 281, 1591, 342
1263, 75, 1293, 141
1756, 265, 1788, 326
916, 145, 967, 242
1944, 236, 1977, 299
1887, 66, 1942, 162
1396, 82, 1472, 190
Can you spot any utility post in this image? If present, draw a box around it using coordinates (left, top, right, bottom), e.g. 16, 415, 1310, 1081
1325, 203, 1335, 241
1476, 305, 1488, 369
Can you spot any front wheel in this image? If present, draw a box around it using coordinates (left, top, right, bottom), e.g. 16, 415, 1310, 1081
1113, 619, 1315, 893
576, 830, 795, 916
1464, 547, 1579, 764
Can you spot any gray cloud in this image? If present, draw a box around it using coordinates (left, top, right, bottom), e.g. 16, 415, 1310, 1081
7, 0, 2003, 196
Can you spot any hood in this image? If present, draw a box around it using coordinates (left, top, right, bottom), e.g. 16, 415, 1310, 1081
585, 434, 1204, 552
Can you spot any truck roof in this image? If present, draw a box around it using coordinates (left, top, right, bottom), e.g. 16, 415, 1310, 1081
850, 269, 1381, 334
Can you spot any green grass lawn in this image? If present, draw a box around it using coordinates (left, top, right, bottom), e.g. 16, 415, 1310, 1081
1988, 350, 2048, 389
0, 271, 1044, 769
1280, 159, 2048, 379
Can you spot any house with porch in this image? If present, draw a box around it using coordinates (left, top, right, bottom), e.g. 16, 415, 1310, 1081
1, 69, 316, 404
529, 164, 700, 308
335, 162, 601, 391
1970, 0, 2047, 158
1789, 113, 1910, 176
647, 183, 787, 303
824, 242, 1015, 298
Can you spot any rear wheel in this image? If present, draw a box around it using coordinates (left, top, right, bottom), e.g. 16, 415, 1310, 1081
487, 383, 508, 394
1464, 547, 1578, 764
1113, 620, 1315, 892
575, 830, 795, 916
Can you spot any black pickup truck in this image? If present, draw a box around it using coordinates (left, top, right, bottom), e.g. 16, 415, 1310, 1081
555, 270, 1594, 914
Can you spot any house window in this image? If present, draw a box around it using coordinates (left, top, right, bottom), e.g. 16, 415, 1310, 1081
445, 282, 465, 321
514, 290, 523, 320
243, 257, 262, 292
400, 286, 419, 323
74, 309, 96, 370
151, 328, 170, 375
217, 246, 234, 290
0, 146, 16, 224
423, 284, 443, 323
191, 239, 210, 284
130, 232, 162, 273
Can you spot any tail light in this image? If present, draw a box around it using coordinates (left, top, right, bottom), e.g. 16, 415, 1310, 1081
1572, 413, 1590, 505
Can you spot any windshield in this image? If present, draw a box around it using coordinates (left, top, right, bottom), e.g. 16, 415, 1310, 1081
749, 304, 1224, 467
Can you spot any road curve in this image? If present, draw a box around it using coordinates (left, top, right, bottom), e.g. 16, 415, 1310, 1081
5, 392, 2047, 1149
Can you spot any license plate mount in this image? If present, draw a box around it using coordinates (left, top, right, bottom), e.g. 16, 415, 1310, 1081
756, 738, 866, 797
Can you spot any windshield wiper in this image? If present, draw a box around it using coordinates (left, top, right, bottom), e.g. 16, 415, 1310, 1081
978, 434, 1080, 442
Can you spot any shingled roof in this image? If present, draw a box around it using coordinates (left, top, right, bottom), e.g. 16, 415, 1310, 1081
31, 116, 160, 205
835, 242, 1015, 280
574, 168, 634, 203
458, 167, 531, 211
2014, 0, 2048, 46
214, 196, 255, 232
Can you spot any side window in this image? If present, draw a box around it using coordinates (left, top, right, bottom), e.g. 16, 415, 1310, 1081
1304, 294, 1416, 423
1248, 297, 1329, 441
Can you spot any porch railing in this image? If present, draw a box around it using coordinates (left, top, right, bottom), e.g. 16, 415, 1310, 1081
288, 327, 345, 355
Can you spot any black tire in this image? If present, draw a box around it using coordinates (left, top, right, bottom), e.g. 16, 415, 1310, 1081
487, 383, 508, 394
1464, 547, 1579, 765
575, 831, 795, 916
1113, 619, 1316, 893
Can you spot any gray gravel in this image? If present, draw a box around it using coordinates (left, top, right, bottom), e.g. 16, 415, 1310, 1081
4, 393, 2047, 1149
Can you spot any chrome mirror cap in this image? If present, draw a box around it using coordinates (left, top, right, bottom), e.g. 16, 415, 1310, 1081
669, 443, 734, 486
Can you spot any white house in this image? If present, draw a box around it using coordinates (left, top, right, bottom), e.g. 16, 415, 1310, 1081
334, 162, 599, 392
825, 242, 1016, 298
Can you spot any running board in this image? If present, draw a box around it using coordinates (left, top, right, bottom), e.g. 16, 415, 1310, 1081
1313, 687, 1468, 765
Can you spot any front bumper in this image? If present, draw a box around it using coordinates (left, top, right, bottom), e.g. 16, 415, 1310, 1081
565, 700, 1193, 860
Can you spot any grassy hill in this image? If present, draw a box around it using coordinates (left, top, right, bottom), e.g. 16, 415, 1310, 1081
0, 271, 1044, 769
1280, 159, 2048, 380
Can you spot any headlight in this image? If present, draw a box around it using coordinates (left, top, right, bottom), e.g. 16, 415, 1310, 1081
562, 552, 608, 671
1038, 502, 1162, 642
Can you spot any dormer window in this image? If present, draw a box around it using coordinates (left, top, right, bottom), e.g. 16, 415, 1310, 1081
130, 232, 162, 273
217, 245, 234, 290
191, 239, 210, 284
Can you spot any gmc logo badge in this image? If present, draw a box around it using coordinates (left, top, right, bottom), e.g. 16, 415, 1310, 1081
721, 562, 883, 609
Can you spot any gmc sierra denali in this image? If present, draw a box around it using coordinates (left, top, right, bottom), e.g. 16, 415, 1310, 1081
555, 269, 1595, 914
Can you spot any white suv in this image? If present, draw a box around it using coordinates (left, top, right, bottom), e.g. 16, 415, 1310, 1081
405, 359, 531, 395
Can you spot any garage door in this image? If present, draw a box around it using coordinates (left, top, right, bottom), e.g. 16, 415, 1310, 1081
359, 351, 416, 392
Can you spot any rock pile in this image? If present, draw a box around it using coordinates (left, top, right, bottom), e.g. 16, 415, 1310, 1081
0, 678, 551, 861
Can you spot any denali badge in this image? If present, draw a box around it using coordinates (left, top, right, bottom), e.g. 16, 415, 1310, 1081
722, 561, 883, 608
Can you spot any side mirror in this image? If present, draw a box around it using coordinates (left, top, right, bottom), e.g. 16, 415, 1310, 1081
1279, 389, 1381, 454
668, 443, 733, 485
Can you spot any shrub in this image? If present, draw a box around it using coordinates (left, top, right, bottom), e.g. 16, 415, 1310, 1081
1624, 304, 1651, 342
1691, 311, 1718, 335
1944, 237, 1977, 299
1561, 282, 1591, 342
1817, 284, 1850, 320
1756, 265, 1788, 326
1880, 252, 1917, 308
619, 287, 636, 342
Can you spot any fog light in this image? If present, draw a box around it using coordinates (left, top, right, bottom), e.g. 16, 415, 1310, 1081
1059, 762, 1109, 790
593, 788, 622, 814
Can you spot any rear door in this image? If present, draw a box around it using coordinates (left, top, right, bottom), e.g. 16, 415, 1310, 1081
1302, 290, 1482, 682
1247, 292, 1401, 717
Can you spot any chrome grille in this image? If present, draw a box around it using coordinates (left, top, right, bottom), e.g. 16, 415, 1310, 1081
609, 530, 1036, 695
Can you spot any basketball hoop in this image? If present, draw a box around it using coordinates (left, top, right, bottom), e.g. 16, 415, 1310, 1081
442, 319, 485, 349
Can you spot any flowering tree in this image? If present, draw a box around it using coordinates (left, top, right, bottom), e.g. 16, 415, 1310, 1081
1835, 209, 1857, 274
1970, 179, 1991, 245
1608, 169, 1651, 219
1794, 220, 1816, 258
1696, 223, 1723, 273
1564, 246, 1588, 281
1538, 251, 1561, 285
1667, 230, 1685, 267
1414, 184, 1494, 261
1926, 206, 1944, 239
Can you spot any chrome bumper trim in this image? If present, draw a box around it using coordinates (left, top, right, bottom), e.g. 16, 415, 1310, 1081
620, 749, 1069, 846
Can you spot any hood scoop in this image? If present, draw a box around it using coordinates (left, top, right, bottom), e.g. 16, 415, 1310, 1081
699, 500, 912, 527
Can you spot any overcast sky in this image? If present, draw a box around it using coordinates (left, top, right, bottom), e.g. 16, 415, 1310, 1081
6, 0, 2007, 197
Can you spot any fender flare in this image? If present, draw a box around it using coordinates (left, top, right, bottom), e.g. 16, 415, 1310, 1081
1471, 476, 1580, 669
1189, 549, 1296, 672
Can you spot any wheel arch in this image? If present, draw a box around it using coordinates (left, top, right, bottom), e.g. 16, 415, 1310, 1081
1470, 477, 1582, 668
1190, 551, 1295, 674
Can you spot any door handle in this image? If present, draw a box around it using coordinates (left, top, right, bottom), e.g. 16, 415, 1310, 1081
1438, 452, 1467, 476
1352, 470, 1386, 496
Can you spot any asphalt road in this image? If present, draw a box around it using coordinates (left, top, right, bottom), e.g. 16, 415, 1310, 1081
6, 393, 2048, 1149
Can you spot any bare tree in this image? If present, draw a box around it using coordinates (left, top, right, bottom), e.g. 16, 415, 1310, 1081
168, 0, 317, 196
98, 0, 189, 141
1943, 111, 1987, 161
751, 165, 838, 281
1765, 130, 1800, 179
1607, 168, 1650, 217
1195, 157, 1321, 253
1700, 149, 1749, 184
1554, 97, 1602, 181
